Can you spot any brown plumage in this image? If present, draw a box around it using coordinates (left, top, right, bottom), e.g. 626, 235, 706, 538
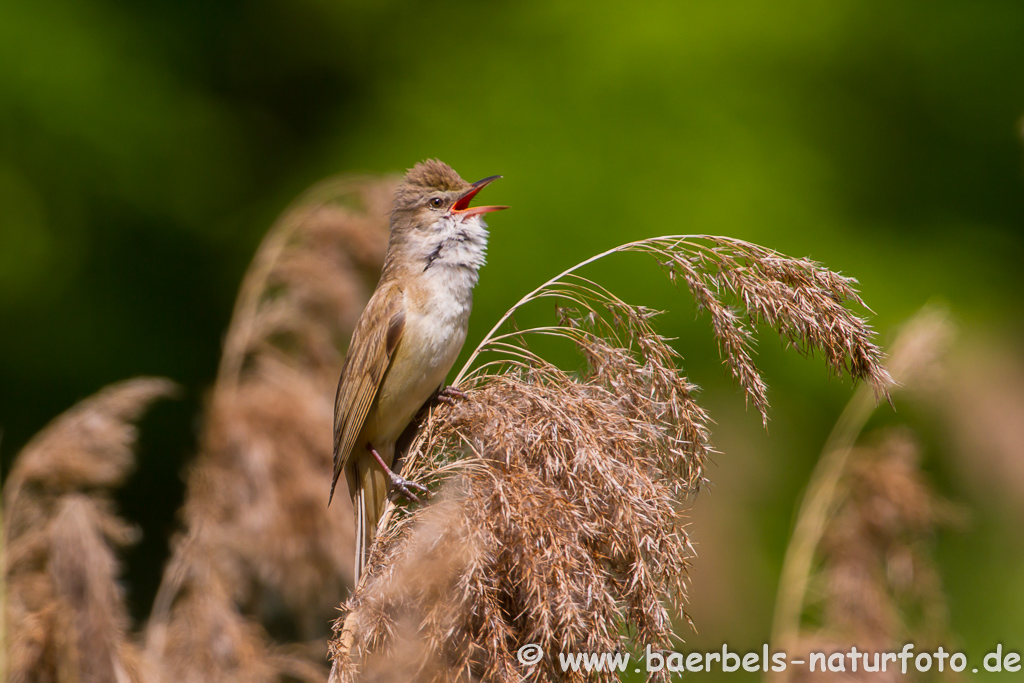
330, 159, 506, 581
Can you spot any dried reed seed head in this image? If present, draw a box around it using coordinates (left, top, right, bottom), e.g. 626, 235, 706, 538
221, 177, 396, 386
466, 235, 890, 430
145, 566, 280, 683
655, 237, 892, 420
5, 497, 143, 683
336, 363, 705, 681
779, 431, 956, 683
334, 234, 891, 680
814, 429, 954, 647
3, 377, 175, 683
255, 208, 388, 372
145, 176, 396, 680
184, 360, 356, 610
3, 377, 178, 503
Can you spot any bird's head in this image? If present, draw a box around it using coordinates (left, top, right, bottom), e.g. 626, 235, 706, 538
385, 160, 506, 276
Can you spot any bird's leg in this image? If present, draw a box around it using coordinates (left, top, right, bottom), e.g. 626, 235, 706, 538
435, 385, 469, 406
366, 442, 430, 503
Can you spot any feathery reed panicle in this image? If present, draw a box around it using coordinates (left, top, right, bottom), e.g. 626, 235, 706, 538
3, 378, 177, 683
782, 429, 959, 683
652, 236, 892, 422
143, 177, 395, 681
771, 305, 953, 657
822, 431, 955, 645
458, 236, 891, 421
332, 235, 891, 681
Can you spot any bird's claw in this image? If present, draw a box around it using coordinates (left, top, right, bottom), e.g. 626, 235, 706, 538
436, 386, 470, 406
387, 472, 431, 504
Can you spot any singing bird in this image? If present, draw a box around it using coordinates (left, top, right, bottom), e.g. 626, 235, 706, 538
330, 159, 506, 580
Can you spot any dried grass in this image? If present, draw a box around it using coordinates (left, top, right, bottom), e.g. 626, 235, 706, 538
1, 182, 899, 683
331, 235, 891, 682
781, 429, 959, 683
141, 176, 395, 681
3, 378, 176, 683
769, 305, 958, 683
2, 175, 396, 682
771, 305, 954, 656
820, 431, 955, 643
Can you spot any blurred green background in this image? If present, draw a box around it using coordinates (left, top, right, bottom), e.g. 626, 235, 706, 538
2, 0, 1023, 677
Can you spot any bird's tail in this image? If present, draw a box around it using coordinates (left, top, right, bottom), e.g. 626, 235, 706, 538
354, 463, 388, 583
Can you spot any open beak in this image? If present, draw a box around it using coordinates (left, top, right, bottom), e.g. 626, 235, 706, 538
451, 175, 508, 218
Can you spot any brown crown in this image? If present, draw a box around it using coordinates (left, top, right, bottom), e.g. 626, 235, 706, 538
401, 159, 469, 193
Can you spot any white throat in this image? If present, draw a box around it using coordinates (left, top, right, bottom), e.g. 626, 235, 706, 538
421, 213, 489, 276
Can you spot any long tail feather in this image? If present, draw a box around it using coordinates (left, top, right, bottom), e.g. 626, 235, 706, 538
354, 464, 388, 582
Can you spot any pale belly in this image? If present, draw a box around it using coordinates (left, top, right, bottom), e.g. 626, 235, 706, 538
363, 308, 468, 449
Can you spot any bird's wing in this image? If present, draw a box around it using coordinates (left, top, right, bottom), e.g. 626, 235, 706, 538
330, 283, 406, 503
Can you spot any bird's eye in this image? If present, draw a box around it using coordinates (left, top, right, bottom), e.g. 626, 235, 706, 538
429, 197, 444, 209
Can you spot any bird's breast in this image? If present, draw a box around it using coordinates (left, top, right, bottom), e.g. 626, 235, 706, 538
369, 275, 473, 443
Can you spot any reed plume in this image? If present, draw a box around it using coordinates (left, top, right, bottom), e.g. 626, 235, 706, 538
141, 176, 395, 681
3, 378, 176, 683
771, 305, 955, 657
0, 182, 900, 683
769, 305, 958, 683
778, 429, 960, 683
331, 236, 892, 682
